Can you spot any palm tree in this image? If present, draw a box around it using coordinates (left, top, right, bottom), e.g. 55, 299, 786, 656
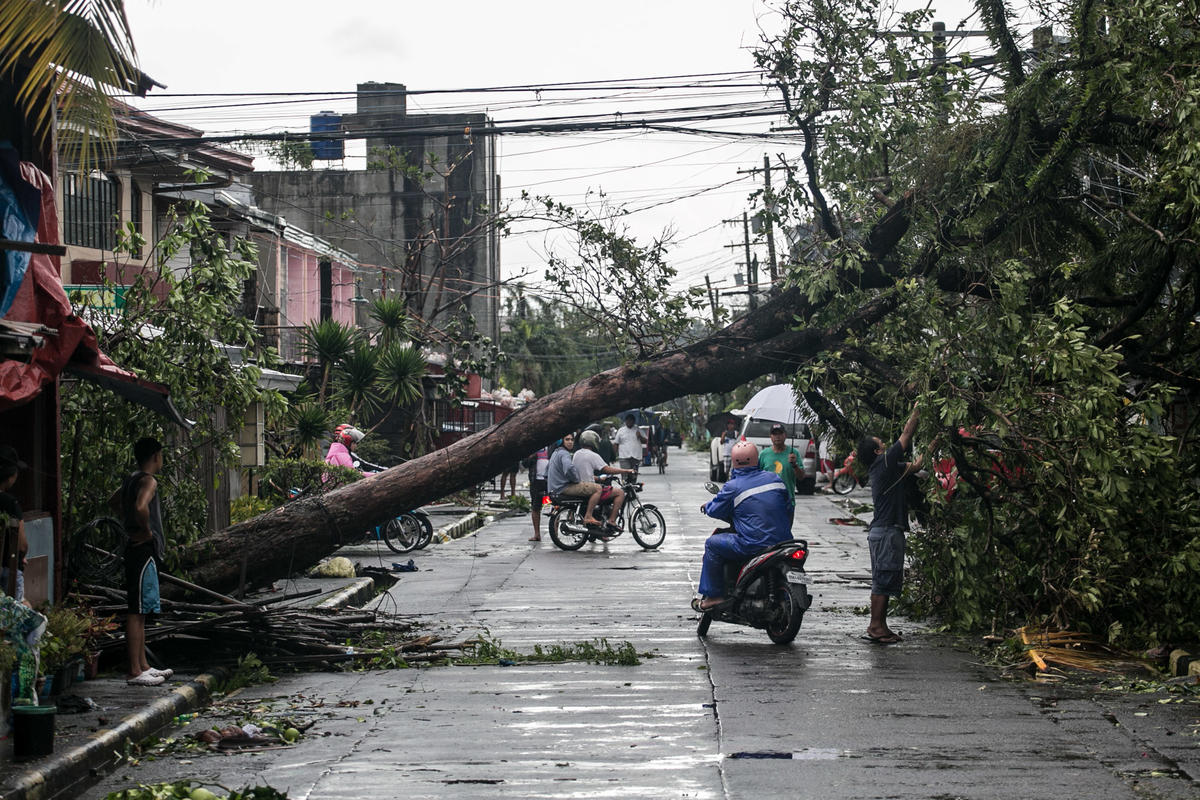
0, 0, 149, 171
377, 342, 426, 408
335, 344, 381, 417
367, 296, 412, 347
300, 319, 357, 405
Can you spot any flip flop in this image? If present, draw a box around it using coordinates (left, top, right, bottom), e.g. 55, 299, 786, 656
861, 632, 902, 644
528, 536, 541, 541
692, 597, 727, 612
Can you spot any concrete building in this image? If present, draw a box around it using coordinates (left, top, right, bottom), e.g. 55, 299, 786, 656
248, 82, 502, 347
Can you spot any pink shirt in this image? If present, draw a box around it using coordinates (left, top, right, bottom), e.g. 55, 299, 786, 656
324, 441, 354, 469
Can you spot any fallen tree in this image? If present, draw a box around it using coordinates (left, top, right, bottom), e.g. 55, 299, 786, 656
176, 200, 914, 593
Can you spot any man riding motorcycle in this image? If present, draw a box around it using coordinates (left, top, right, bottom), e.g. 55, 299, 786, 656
574, 429, 635, 528
694, 440, 792, 611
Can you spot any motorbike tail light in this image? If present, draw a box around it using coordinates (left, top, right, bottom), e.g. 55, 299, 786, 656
789, 548, 807, 561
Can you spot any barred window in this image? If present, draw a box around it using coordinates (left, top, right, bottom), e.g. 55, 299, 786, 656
63, 171, 120, 250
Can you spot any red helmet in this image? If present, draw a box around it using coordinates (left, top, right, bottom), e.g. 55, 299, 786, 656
731, 440, 758, 469
335, 424, 365, 447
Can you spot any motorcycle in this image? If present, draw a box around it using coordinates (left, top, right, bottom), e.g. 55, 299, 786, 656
695, 482, 813, 644
547, 477, 667, 551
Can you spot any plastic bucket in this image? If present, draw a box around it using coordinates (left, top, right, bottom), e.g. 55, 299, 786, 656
12, 704, 55, 760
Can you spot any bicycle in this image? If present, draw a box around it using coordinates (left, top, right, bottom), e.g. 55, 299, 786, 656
68, 516, 127, 585
548, 478, 667, 551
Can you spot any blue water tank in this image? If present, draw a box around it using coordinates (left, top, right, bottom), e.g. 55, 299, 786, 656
310, 111, 344, 160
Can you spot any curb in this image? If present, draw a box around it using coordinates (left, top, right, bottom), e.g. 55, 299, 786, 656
0, 669, 228, 800
313, 577, 377, 610
1168, 648, 1195, 677
0, 571, 379, 800
433, 511, 488, 543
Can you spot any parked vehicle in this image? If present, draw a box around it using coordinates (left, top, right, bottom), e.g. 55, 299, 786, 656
740, 417, 820, 494
695, 483, 813, 644
548, 477, 666, 551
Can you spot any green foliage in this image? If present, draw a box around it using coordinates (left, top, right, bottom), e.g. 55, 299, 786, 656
216, 653, 276, 694
61, 197, 264, 554
456, 634, 641, 666
39, 605, 90, 673
504, 494, 531, 512
762, 0, 1200, 645
230, 495, 274, 525
257, 458, 360, 503
103, 781, 289, 800
498, 289, 621, 395
530, 192, 715, 361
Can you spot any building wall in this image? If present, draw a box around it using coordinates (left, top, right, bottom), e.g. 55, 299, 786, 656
248, 84, 500, 347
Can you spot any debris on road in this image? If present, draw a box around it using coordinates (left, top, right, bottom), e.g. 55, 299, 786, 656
74, 583, 470, 670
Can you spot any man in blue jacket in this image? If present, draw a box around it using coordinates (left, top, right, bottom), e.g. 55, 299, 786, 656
695, 440, 793, 610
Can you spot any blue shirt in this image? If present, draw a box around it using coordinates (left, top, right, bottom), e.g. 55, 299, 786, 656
702, 466, 793, 549
547, 447, 579, 496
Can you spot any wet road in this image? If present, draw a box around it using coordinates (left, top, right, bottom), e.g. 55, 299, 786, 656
83, 450, 1198, 799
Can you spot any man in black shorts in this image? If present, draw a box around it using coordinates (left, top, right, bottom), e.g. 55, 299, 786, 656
111, 437, 173, 686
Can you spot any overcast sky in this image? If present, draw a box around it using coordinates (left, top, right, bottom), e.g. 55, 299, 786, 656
124, 0, 1008, 304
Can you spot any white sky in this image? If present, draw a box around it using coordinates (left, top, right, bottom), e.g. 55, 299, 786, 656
123, 0, 1013, 306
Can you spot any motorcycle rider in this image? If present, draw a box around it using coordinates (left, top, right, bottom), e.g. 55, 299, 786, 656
324, 424, 365, 470
547, 432, 613, 529
694, 440, 792, 611
574, 429, 636, 528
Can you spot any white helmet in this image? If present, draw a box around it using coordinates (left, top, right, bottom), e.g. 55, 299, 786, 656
578, 429, 601, 450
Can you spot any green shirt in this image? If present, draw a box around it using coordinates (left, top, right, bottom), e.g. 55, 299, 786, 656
759, 446, 802, 504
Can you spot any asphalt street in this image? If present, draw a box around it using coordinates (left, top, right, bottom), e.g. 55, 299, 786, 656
82, 450, 1199, 799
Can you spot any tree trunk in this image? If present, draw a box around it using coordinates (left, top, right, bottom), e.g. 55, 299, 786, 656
176, 201, 914, 593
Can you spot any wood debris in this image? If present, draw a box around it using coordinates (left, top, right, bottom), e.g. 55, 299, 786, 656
75, 581, 471, 669
1017, 627, 1150, 674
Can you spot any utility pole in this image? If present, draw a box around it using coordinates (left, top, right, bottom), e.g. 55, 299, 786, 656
704, 274, 719, 325
743, 212, 758, 310
762, 154, 779, 284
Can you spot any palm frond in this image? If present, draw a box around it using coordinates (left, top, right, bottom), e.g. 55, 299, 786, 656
0, 0, 142, 171
335, 345, 382, 415
378, 342, 426, 407
367, 296, 412, 346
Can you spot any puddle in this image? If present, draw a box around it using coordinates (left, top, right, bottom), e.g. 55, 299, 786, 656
729, 748, 854, 760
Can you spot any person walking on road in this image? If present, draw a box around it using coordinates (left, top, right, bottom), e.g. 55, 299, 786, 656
719, 417, 739, 480
613, 414, 647, 472
856, 402, 925, 645
758, 423, 804, 527
523, 446, 550, 541
111, 437, 174, 686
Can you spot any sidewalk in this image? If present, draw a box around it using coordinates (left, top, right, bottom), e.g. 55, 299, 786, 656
0, 506, 487, 800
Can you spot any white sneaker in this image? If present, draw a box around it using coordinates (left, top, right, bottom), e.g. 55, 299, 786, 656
146, 667, 174, 679
126, 671, 165, 686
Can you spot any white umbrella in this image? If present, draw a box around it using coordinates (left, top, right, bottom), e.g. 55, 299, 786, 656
735, 384, 816, 426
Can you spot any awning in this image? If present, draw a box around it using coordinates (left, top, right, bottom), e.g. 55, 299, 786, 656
65, 362, 191, 429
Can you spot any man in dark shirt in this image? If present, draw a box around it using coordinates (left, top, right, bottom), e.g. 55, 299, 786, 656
109, 437, 172, 686
856, 402, 924, 644
0, 445, 29, 600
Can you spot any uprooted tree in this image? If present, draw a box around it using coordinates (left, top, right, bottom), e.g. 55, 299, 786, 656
175, 0, 1199, 644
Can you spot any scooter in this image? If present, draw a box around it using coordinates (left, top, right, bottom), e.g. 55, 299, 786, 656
695, 482, 813, 644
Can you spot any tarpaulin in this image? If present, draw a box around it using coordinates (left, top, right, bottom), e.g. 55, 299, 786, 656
0, 160, 184, 426
0, 142, 40, 317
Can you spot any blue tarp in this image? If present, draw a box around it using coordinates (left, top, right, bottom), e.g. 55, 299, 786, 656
0, 142, 42, 318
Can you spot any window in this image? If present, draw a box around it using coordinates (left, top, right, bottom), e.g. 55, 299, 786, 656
63, 171, 120, 250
